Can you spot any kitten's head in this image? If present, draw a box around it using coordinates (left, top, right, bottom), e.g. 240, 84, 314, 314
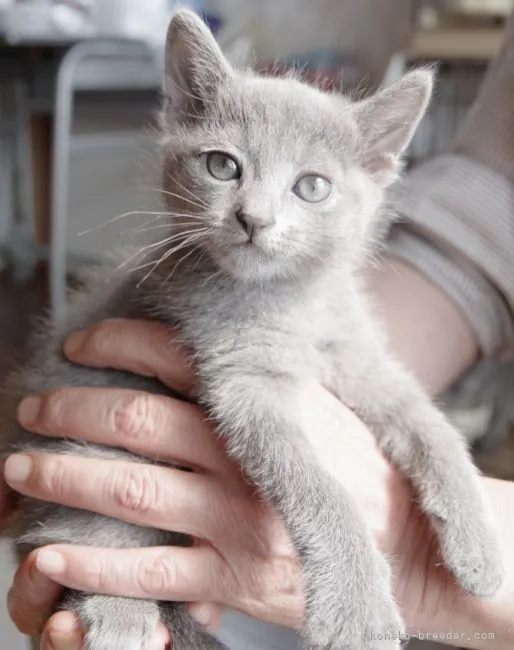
160, 9, 432, 282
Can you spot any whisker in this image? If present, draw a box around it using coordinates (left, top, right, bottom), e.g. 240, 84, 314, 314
148, 187, 208, 212
189, 246, 209, 275
164, 176, 210, 210
128, 219, 205, 236
160, 242, 204, 287
114, 228, 208, 275
136, 232, 207, 287
129, 229, 207, 272
174, 111, 218, 122
77, 210, 202, 236
133, 227, 208, 255
200, 267, 224, 289
129, 237, 200, 280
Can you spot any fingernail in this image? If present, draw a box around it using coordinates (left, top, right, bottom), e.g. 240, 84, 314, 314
45, 627, 79, 650
4, 454, 33, 483
46, 631, 79, 650
64, 330, 86, 356
18, 396, 42, 426
146, 624, 170, 650
190, 604, 215, 628
36, 551, 66, 576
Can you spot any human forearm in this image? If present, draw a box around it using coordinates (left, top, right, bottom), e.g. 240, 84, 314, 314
368, 257, 479, 394
443, 478, 514, 650
369, 259, 514, 647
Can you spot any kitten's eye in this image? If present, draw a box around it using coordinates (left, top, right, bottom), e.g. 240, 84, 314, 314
206, 152, 241, 181
293, 175, 332, 203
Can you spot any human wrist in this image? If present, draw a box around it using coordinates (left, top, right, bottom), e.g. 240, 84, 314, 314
443, 478, 514, 649
384, 472, 513, 648
403, 477, 514, 649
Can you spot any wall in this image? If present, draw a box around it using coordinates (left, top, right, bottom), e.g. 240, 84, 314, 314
207, 0, 413, 83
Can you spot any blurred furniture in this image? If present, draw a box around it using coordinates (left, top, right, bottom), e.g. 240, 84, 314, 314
447, 0, 513, 16
409, 24, 504, 58
384, 14, 506, 167
48, 38, 159, 319
0, 35, 161, 319
0, 41, 42, 281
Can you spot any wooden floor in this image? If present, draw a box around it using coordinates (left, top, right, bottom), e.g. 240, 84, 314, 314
0, 268, 512, 650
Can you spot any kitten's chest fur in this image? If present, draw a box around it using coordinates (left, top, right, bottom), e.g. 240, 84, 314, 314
148, 261, 361, 390
15, 254, 368, 416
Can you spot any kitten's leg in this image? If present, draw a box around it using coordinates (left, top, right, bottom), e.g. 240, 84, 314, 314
202, 372, 403, 650
339, 355, 504, 597
13, 502, 227, 650
63, 596, 226, 650
160, 603, 226, 650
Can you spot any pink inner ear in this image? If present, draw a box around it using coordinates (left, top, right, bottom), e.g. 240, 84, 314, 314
365, 152, 400, 188
367, 153, 397, 175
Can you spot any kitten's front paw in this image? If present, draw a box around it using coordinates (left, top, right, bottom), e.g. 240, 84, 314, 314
304, 552, 404, 650
305, 596, 403, 650
438, 515, 504, 597
69, 594, 161, 650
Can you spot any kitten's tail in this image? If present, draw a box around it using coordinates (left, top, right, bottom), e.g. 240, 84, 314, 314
161, 604, 228, 650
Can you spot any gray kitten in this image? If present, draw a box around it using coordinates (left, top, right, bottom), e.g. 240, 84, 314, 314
1, 9, 504, 650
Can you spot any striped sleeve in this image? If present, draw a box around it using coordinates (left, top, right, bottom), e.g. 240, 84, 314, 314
386, 12, 514, 356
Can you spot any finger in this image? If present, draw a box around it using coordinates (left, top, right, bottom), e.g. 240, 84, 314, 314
64, 319, 196, 396
4, 453, 223, 540
17, 387, 225, 472
8, 550, 63, 636
40, 612, 171, 650
34, 545, 227, 604
40, 611, 82, 650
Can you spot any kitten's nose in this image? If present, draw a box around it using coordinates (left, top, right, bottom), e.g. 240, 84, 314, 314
235, 210, 273, 240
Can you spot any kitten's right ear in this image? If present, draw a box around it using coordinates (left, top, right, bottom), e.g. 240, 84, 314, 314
353, 69, 433, 186
164, 9, 232, 121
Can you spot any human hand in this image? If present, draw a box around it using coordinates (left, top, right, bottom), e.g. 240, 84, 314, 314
4, 319, 511, 650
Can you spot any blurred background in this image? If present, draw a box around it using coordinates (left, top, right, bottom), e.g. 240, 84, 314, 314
0, 1, 513, 648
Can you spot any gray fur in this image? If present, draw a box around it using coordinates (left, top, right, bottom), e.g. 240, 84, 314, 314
0, 9, 504, 650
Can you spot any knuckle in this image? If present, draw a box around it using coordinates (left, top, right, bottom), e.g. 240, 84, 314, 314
38, 456, 70, 499
39, 389, 68, 430
137, 553, 178, 598
110, 466, 160, 515
82, 557, 113, 593
113, 392, 153, 441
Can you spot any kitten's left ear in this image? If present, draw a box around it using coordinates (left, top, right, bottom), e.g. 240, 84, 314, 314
164, 9, 233, 121
354, 70, 433, 186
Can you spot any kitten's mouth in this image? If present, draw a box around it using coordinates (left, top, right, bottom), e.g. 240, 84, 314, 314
233, 239, 269, 255
230, 231, 262, 249
235, 240, 256, 249
217, 229, 274, 260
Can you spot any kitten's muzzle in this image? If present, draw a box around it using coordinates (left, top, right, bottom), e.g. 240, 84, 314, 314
235, 209, 275, 243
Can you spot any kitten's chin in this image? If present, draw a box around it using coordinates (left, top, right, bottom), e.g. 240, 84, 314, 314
210, 244, 289, 283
